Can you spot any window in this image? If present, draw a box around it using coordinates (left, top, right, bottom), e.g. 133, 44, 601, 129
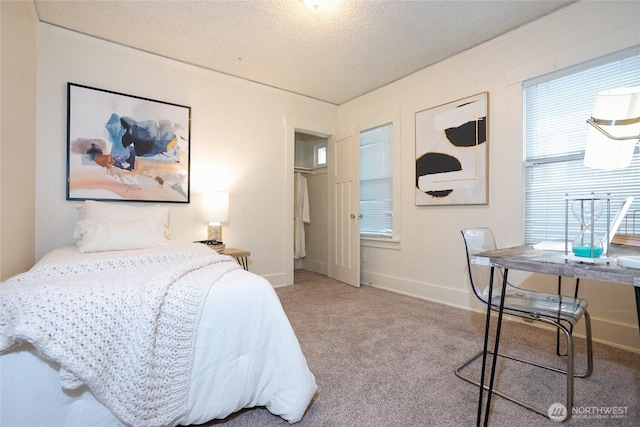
360, 123, 393, 238
523, 50, 640, 244
315, 143, 327, 167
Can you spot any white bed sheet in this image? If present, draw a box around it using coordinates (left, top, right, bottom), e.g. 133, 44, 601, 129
0, 247, 317, 426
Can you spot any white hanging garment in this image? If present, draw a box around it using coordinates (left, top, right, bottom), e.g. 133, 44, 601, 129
294, 173, 310, 259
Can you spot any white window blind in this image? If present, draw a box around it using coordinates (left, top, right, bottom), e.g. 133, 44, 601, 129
360, 123, 393, 238
523, 49, 640, 244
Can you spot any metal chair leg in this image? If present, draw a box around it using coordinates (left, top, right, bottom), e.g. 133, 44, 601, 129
456, 350, 564, 418
556, 277, 580, 356
456, 314, 593, 421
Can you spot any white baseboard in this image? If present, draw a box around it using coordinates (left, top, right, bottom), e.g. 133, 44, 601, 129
263, 272, 288, 287
362, 269, 640, 353
264, 259, 328, 288
298, 259, 328, 275
361, 269, 472, 308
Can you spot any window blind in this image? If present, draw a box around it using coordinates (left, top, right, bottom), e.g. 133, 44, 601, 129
360, 123, 393, 238
523, 49, 640, 244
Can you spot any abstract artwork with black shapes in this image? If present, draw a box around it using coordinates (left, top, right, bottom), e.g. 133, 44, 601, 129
415, 92, 488, 206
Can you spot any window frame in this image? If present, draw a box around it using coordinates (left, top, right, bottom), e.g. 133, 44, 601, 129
357, 109, 402, 249
360, 123, 394, 239
522, 48, 640, 245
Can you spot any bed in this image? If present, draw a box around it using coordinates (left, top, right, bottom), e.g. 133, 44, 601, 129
0, 202, 317, 427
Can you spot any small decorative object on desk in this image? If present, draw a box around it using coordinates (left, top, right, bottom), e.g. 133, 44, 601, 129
195, 240, 225, 253
563, 193, 613, 264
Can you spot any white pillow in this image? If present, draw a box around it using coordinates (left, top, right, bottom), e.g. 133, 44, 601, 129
75, 218, 170, 253
74, 200, 170, 239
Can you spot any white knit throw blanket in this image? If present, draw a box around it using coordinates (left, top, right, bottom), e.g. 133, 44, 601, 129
0, 243, 240, 427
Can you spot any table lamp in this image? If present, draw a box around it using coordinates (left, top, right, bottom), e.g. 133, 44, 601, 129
583, 86, 640, 169
202, 191, 229, 243
583, 86, 640, 269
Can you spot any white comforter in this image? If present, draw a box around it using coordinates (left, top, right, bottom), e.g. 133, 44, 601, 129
0, 244, 317, 426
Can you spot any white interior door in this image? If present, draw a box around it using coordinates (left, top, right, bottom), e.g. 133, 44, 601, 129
328, 132, 360, 287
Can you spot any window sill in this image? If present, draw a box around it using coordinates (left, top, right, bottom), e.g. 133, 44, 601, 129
361, 236, 401, 250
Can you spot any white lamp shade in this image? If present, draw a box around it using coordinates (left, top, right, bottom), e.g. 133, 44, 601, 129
202, 192, 229, 223
584, 86, 640, 169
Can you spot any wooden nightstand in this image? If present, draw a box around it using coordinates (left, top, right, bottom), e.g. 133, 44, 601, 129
222, 248, 251, 271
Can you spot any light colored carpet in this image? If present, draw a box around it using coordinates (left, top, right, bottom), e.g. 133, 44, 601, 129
201, 270, 640, 426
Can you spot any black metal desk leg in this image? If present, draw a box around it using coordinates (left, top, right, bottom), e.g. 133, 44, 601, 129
477, 266, 496, 426
482, 267, 509, 427
636, 286, 640, 337
557, 276, 563, 355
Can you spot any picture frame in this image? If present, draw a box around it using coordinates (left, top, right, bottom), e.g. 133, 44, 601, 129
66, 83, 191, 203
415, 92, 488, 206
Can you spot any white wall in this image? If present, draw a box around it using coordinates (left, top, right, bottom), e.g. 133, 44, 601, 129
26, 1, 640, 350
339, 1, 640, 351
34, 24, 336, 285
0, 1, 37, 281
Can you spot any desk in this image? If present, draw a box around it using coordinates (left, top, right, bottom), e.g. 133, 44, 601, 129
475, 244, 640, 426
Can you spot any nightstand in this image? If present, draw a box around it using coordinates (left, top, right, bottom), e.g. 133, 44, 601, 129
222, 248, 251, 271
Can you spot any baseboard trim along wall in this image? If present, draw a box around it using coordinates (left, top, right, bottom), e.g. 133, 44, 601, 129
362, 269, 640, 353
266, 268, 639, 353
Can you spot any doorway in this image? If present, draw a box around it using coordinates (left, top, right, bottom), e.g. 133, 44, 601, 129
284, 115, 335, 286
294, 132, 329, 275
285, 117, 360, 288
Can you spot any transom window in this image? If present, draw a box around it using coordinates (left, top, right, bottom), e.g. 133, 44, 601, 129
315, 144, 327, 166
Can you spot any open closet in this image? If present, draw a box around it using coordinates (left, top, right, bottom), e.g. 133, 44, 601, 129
294, 131, 329, 275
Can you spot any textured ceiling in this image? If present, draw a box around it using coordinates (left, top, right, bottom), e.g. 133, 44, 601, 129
33, 0, 575, 105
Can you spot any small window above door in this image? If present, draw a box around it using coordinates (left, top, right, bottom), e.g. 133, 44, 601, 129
315, 143, 327, 167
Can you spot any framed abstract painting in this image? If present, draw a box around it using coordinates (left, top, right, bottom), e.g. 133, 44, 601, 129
66, 83, 191, 203
415, 92, 488, 206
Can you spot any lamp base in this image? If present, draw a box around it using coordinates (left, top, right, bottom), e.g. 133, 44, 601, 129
208, 223, 222, 243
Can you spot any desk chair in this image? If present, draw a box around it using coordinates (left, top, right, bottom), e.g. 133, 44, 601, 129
456, 228, 593, 418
